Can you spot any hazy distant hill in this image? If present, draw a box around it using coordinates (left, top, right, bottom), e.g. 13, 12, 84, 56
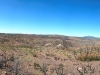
84, 36, 97, 39
0, 33, 100, 48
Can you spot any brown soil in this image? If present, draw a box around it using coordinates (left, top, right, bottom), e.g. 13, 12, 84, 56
0, 34, 100, 75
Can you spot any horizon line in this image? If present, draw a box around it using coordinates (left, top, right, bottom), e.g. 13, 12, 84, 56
0, 32, 99, 38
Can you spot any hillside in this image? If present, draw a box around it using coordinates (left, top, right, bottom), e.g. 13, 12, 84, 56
0, 33, 100, 49
0, 33, 100, 75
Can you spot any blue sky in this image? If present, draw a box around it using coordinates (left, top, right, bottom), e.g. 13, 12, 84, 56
0, 0, 100, 37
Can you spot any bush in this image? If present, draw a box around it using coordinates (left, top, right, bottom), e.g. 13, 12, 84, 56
34, 62, 40, 70
0, 50, 33, 75
74, 46, 100, 61
31, 51, 38, 57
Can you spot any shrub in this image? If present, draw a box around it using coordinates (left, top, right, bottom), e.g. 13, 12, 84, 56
31, 51, 38, 57
10, 54, 15, 61
77, 63, 95, 75
74, 46, 100, 61
34, 62, 40, 70
58, 63, 64, 68
40, 63, 48, 75
46, 53, 55, 57
0, 50, 33, 75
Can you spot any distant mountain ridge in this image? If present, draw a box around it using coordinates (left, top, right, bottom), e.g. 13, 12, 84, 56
83, 36, 97, 39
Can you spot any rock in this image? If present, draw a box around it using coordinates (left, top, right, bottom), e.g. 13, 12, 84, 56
45, 43, 53, 47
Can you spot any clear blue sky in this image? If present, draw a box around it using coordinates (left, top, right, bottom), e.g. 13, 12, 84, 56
0, 0, 100, 37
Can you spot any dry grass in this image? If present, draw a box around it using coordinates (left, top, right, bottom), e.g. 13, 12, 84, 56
0, 34, 100, 75
74, 46, 100, 61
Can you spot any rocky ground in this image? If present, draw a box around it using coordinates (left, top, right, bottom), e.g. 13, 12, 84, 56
0, 34, 100, 75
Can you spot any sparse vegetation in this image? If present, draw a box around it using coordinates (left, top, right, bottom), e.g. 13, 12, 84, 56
0, 34, 100, 75
0, 50, 33, 75
77, 63, 96, 75
74, 46, 100, 61
46, 53, 55, 57
34, 62, 40, 70
31, 51, 38, 57
40, 63, 48, 75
